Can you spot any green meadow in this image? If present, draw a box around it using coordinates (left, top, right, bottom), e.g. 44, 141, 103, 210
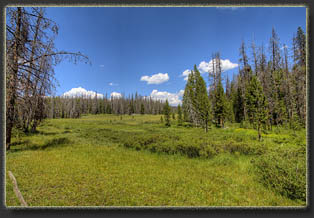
6, 114, 306, 207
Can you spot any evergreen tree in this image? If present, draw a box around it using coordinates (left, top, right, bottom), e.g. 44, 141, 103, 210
245, 75, 268, 140
163, 99, 171, 127
106, 104, 112, 114
172, 112, 176, 120
214, 79, 227, 128
128, 101, 134, 115
233, 84, 245, 123
140, 103, 145, 115
272, 69, 288, 126
193, 65, 211, 132
182, 70, 196, 123
177, 104, 183, 126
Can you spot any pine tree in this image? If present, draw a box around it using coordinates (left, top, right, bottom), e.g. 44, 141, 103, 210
177, 104, 183, 126
106, 104, 112, 114
233, 84, 245, 123
182, 70, 196, 123
245, 75, 268, 140
272, 69, 287, 126
163, 99, 171, 127
193, 65, 211, 132
214, 79, 227, 128
140, 103, 145, 115
128, 101, 134, 115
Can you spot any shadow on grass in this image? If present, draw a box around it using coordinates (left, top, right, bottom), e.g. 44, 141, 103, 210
8, 137, 72, 153
21, 129, 72, 137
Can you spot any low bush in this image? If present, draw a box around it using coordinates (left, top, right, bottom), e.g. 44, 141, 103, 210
252, 146, 306, 201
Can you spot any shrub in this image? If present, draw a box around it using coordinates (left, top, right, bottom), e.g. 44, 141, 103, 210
252, 147, 306, 201
182, 122, 193, 128
199, 145, 217, 158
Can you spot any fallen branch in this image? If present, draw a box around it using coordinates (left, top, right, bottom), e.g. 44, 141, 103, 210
8, 171, 28, 206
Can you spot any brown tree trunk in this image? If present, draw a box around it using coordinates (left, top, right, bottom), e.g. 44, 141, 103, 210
6, 7, 22, 150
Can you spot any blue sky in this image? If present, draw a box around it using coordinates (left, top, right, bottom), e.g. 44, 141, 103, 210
43, 6, 306, 105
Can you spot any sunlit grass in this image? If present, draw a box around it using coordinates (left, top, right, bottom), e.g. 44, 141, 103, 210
6, 114, 306, 207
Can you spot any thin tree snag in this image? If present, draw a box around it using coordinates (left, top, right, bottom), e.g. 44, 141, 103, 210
8, 171, 28, 206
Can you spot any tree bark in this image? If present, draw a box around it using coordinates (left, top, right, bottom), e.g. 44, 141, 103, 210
6, 7, 22, 150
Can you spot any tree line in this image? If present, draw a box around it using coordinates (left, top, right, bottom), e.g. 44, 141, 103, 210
181, 27, 306, 140
43, 94, 166, 119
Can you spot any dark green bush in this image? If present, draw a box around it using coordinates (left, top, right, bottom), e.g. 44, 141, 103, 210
252, 147, 306, 201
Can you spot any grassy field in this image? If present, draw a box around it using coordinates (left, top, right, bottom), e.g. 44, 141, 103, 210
5, 114, 307, 207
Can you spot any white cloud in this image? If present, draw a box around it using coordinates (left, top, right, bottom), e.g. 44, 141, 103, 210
110, 92, 122, 99
149, 89, 184, 106
181, 69, 192, 81
140, 73, 169, 85
62, 87, 104, 98
198, 59, 238, 74
109, 82, 118, 86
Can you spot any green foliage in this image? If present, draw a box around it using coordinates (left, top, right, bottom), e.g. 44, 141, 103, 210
106, 104, 112, 114
182, 70, 195, 123
272, 69, 287, 125
163, 100, 171, 127
193, 65, 211, 131
252, 146, 306, 201
128, 102, 135, 115
233, 85, 245, 123
140, 103, 145, 115
245, 75, 268, 140
214, 79, 227, 127
182, 65, 211, 131
177, 104, 183, 126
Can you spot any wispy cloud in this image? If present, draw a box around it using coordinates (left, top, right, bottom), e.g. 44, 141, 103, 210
109, 82, 118, 86
140, 73, 169, 85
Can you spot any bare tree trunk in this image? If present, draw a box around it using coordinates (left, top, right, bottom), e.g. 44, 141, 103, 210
6, 7, 22, 150
8, 171, 28, 206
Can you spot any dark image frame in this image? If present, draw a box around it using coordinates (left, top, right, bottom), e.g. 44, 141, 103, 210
0, 0, 312, 217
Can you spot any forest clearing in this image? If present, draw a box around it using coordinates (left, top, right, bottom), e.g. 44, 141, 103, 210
6, 114, 306, 206
5, 7, 307, 207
